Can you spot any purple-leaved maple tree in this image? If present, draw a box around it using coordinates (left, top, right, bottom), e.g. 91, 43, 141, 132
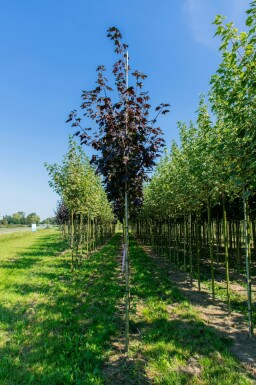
67, 27, 169, 220
67, 27, 169, 351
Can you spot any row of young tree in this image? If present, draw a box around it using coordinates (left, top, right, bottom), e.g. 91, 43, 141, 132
136, 2, 256, 337
1, 212, 40, 226
45, 138, 115, 268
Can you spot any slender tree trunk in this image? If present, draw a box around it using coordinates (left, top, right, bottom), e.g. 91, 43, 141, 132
196, 212, 201, 291
207, 197, 215, 301
64, 221, 67, 239
87, 212, 90, 256
79, 213, 83, 263
93, 217, 95, 251
124, 184, 129, 353
183, 213, 187, 271
70, 210, 74, 249
223, 196, 231, 314
168, 217, 171, 259
70, 210, 74, 268
174, 213, 178, 264
243, 191, 253, 337
216, 217, 220, 268
252, 220, 256, 261
189, 211, 193, 286
228, 221, 233, 260
202, 221, 206, 260
236, 221, 241, 274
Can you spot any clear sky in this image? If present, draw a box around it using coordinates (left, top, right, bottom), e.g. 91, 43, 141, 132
0, 0, 250, 220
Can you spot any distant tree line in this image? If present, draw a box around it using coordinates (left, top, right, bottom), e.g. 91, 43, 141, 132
0, 212, 42, 226
40, 217, 56, 225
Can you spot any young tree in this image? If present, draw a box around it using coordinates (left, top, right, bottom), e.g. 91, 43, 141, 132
67, 27, 169, 352
45, 138, 114, 264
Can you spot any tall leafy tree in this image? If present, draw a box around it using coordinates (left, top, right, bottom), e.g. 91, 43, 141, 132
45, 138, 114, 264
67, 27, 169, 351
210, 1, 256, 336
26, 213, 40, 225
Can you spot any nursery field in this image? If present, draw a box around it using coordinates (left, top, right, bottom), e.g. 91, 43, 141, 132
0, 230, 255, 385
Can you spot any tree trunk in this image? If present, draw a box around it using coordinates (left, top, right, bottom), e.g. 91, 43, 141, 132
124, 186, 130, 353
189, 211, 193, 286
183, 213, 187, 271
243, 191, 253, 337
207, 197, 215, 301
223, 196, 231, 314
196, 212, 201, 291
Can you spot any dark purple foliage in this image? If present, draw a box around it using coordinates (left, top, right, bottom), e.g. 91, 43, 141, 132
55, 201, 70, 225
67, 27, 169, 220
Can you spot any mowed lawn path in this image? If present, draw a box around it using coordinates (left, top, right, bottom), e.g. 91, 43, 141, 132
0, 230, 123, 385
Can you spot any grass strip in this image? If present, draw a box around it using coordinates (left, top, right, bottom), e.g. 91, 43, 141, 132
0, 231, 123, 385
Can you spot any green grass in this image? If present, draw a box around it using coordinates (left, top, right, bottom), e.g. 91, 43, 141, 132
201, 279, 256, 325
124, 238, 254, 385
189, 261, 256, 325
0, 230, 123, 385
0, 232, 254, 384
164, 246, 255, 326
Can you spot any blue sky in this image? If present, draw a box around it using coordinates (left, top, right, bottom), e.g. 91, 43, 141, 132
0, 0, 250, 219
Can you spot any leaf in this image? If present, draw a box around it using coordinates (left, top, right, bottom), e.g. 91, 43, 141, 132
243, 190, 251, 199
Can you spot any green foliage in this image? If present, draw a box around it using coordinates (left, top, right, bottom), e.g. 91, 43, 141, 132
210, 1, 256, 192
140, 0, 256, 220
1, 212, 40, 226
26, 212, 40, 225
45, 137, 114, 223
40, 217, 56, 225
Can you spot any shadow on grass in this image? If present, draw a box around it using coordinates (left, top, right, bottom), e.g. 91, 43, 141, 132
143, 242, 256, 325
0, 234, 68, 270
0, 235, 124, 385
1, 233, 253, 385
125, 238, 254, 385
